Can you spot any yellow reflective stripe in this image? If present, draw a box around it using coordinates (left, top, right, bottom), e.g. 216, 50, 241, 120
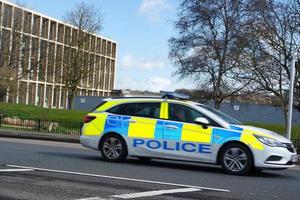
165, 102, 169, 119
83, 113, 108, 136
160, 102, 168, 119
128, 117, 156, 138
181, 124, 212, 143
240, 129, 264, 150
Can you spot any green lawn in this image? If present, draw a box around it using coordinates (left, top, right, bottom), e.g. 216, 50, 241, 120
0, 102, 87, 122
246, 122, 300, 139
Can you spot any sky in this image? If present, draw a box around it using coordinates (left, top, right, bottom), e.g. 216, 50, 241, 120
11, 0, 194, 92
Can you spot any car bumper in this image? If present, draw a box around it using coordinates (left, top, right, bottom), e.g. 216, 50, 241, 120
252, 144, 297, 169
80, 135, 100, 150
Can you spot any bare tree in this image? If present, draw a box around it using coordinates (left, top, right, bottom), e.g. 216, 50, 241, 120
169, 0, 254, 109
242, 0, 300, 128
62, 1, 103, 109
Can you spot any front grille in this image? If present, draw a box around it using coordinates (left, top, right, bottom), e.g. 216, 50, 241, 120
284, 143, 295, 153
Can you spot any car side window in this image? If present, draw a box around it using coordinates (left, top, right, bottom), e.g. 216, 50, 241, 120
134, 103, 160, 118
107, 103, 136, 116
107, 102, 161, 119
168, 103, 220, 127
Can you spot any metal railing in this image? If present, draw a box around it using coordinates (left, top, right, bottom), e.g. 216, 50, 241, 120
0, 116, 82, 135
292, 139, 300, 153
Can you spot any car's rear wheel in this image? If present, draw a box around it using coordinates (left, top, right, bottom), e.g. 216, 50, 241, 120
100, 134, 127, 162
220, 143, 253, 175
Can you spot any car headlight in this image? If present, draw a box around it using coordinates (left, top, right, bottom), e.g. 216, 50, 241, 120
254, 135, 286, 147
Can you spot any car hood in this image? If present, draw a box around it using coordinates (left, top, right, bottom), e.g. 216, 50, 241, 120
235, 125, 291, 143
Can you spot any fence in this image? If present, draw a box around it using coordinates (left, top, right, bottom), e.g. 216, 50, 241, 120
0, 116, 82, 135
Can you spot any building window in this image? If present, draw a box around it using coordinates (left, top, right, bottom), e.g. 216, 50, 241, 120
13, 8, 23, 31
57, 24, 64, 43
112, 43, 116, 58
41, 18, 49, 39
50, 21, 57, 41
64, 26, 71, 45
28, 83, 36, 105
18, 82, 27, 104
45, 85, 52, 108
101, 39, 106, 56
53, 87, 59, 108
32, 15, 41, 36
37, 84, 44, 106
60, 88, 66, 108
2, 4, 13, 28
47, 42, 55, 83
23, 11, 32, 34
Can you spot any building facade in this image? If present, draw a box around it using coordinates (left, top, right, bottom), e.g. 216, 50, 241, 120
0, 0, 117, 109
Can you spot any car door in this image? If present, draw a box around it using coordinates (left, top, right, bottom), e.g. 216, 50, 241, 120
162, 103, 217, 162
127, 102, 165, 157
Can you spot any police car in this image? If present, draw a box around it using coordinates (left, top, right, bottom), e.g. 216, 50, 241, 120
80, 93, 298, 175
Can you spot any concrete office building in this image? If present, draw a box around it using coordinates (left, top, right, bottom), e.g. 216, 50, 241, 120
0, 0, 117, 109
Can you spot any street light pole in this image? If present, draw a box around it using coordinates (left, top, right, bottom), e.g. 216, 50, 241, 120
287, 56, 296, 140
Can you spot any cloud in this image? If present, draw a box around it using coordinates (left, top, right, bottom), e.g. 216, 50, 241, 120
147, 76, 172, 92
121, 54, 165, 70
115, 76, 172, 92
138, 0, 171, 22
115, 77, 140, 90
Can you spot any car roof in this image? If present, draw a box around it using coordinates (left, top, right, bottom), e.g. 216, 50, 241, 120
103, 97, 194, 104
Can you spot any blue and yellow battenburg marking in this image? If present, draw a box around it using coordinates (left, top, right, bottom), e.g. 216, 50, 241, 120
97, 115, 264, 153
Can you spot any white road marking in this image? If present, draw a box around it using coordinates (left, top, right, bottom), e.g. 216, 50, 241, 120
6, 164, 230, 193
75, 197, 111, 200
110, 188, 201, 199
0, 169, 34, 172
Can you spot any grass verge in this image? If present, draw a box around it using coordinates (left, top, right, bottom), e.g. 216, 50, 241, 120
0, 102, 87, 122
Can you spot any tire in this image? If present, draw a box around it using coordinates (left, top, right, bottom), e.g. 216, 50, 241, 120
99, 134, 127, 162
220, 143, 253, 175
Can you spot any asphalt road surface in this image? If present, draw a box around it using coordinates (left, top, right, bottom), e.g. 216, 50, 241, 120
0, 137, 299, 200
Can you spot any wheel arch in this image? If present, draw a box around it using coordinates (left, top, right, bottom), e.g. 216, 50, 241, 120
216, 140, 254, 165
98, 132, 128, 152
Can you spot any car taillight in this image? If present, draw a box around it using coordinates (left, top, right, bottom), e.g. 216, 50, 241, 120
83, 116, 96, 123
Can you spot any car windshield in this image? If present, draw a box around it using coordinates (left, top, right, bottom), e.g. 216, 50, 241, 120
196, 104, 242, 125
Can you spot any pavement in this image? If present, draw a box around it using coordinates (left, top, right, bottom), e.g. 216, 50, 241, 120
0, 128, 79, 143
0, 136, 300, 199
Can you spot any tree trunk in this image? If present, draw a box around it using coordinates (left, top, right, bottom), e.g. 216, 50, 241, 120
214, 99, 221, 110
0, 86, 7, 102
67, 93, 74, 110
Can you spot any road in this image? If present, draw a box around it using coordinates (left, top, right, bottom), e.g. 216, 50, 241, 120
0, 137, 299, 200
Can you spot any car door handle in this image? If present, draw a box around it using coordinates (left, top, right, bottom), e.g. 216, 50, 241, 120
125, 119, 136, 123
165, 125, 179, 130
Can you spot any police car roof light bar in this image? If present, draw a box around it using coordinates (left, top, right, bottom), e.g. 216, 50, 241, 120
161, 91, 190, 100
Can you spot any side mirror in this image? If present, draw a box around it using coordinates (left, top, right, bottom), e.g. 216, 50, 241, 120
195, 117, 210, 129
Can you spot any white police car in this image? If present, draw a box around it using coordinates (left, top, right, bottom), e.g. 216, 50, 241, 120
80, 93, 298, 175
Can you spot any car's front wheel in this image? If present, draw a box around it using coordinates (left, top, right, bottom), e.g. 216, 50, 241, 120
220, 143, 253, 175
100, 134, 127, 162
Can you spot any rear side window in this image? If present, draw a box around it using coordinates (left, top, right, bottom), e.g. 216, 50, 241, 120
108, 103, 136, 116
135, 103, 160, 118
107, 102, 161, 119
